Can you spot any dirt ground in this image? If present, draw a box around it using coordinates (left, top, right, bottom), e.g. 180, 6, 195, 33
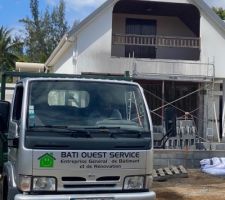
153, 169, 225, 200
1, 170, 225, 199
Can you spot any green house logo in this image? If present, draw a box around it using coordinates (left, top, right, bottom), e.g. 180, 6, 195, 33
38, 153, 56, 168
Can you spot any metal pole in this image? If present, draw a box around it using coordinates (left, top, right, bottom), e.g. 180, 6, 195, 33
162, 80, 165, 125
214, 102, 220, 142
1, 73, 6, 100
222, 80, 225, 139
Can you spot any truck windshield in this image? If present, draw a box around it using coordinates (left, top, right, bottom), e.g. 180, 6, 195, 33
27, 80, 150, 133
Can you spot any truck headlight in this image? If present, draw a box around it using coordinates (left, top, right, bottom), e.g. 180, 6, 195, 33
32, 177, 56, 191
123, 176, 145, 190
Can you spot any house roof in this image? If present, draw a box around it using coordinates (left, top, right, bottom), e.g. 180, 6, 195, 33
193, 0, 225, 35
45, 0, 225, 67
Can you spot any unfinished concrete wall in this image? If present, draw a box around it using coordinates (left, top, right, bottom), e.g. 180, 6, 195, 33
154, 149, 225, 169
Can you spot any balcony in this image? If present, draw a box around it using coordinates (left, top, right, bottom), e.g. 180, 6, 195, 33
112, 33, 201, 61
112, 0, 201, 61
112, 34, 200, 49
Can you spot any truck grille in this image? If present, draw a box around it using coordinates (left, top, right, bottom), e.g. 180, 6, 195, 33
62, 177, 86, 181
62, 176, 120, 189
64, 184, 117, 188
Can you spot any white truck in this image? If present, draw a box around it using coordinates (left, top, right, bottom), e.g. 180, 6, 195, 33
0, 73, 156, 200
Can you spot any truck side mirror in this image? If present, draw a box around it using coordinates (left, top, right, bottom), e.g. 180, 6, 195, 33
164, 106, 177, 137
0, 101, 10, 133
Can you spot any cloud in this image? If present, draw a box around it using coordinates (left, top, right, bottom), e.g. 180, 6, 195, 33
10, 24, 26, 39
46, 0, 106, 11
45, 0, 107, 24
46, 0, 58, 6
65, 0, 107, 23
65, 0, 106, 9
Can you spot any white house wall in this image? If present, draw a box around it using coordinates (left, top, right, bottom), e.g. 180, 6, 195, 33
54, 45, 74, 74
75, 5, 114, 74
200, 14, 225, 78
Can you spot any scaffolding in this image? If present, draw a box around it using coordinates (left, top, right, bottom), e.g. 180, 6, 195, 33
127, 55, 217, 149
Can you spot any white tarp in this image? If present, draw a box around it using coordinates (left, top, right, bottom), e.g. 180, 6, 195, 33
200, 157, 225, 176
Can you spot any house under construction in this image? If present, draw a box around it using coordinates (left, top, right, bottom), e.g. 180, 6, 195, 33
15, 0, 225, 149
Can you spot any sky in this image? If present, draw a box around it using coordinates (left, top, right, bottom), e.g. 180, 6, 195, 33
0, 0, 225, 37
0, 0, 105, 36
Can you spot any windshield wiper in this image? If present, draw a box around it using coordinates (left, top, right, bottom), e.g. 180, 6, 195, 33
28, 125, 92, 138
84, 126, 120, 133
84, 127, 143, 138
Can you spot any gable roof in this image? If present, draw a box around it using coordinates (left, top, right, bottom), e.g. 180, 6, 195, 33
45, 0, 225, 67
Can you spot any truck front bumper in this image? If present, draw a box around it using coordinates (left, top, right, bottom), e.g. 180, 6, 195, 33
15, 191, 156, 200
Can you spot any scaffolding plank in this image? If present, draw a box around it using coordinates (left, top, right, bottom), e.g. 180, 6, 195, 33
158, 168, 165, 177
154, 165, 188, 181
164, 167, 173, 175
171, 166, 180, 174
179, 165, 188, 174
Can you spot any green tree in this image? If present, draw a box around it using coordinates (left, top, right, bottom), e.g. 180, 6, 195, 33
0, 26, 21, 72
51, 0, 68, 44
20, 0, 69, 63
13, 36, 29, 62
213, 7, 225, 20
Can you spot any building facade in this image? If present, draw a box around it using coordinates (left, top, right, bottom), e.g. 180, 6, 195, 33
45, 0, 225, 147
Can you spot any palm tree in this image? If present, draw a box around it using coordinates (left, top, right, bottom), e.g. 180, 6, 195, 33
0, 26, 20, 72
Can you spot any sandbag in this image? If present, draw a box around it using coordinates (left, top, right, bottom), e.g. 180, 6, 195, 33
200, 157, 225, 176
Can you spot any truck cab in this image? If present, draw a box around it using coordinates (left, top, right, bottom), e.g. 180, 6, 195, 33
0, 77, 156, 200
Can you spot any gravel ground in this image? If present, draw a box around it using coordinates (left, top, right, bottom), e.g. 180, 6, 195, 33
153, 169, 225, 200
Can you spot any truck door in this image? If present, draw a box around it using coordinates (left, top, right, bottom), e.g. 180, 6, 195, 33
0, 100, 11, 173
0, 84, 23, 172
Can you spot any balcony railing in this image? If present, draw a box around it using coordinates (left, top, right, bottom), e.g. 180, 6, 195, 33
112, 34, 200, 49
